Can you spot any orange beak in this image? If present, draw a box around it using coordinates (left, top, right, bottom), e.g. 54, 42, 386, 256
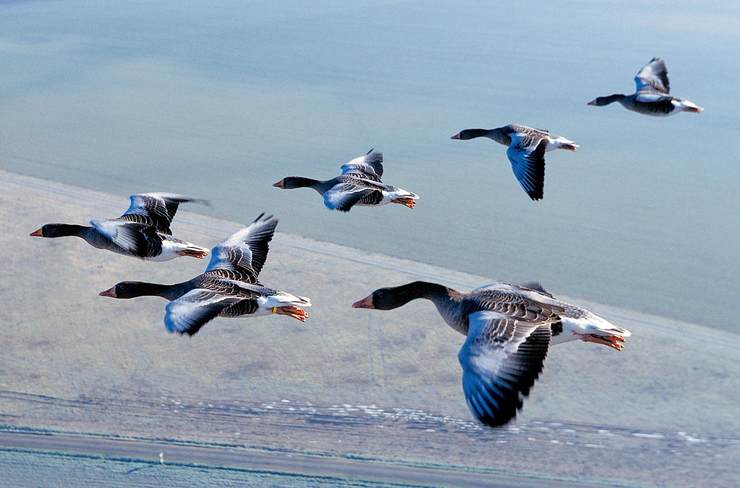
450, 133, 461, 140
30, 228, 43, 237
99, 287, 117, 298
273, 180, 285, 189
352, 295, 374, 309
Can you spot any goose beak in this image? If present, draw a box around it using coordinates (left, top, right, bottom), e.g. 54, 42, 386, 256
587, 99, 597, 106
352, 295, 374, 309
30, 228, 43, 237
273, 180, 285, 189
450, 133, 461, 140
99, 287, 117, 298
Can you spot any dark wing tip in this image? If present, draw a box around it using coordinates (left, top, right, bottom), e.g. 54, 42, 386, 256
252, 212, 277, 225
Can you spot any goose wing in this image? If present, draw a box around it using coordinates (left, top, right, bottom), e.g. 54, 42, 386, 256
340, 150, 384, 182
470, 284, 564, 321
634, 57, 670, 95
508, 124, 549, 138
506, 136, 548, 201
323, 178, 384, 212
122, 193, 206, 235
164, 289, 245, 336
458, 311, 552, 427
205, 213, 277, 281
90, 219, 159, 256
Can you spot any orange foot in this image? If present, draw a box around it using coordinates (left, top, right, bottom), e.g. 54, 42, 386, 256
575, 333, 624, 351
275, 306, 309, 322
178, 248, 209, 259
392, 197, 416, 209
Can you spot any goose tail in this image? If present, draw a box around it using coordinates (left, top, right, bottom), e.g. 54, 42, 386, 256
680, 100, 703, 113
550, 136, 579, 152
177, 245, 209, 259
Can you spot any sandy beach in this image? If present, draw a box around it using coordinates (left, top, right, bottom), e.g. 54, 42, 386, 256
1, 169, 739, 487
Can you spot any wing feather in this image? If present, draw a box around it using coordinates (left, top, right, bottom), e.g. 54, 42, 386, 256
123, 193, 206, 234
340, 150, 384, 181
323, 181, 379, 212
164, 289, 242, 336
634, 57, 670, 94
205, 214, 277, 280
506, 139, 547, 200
90, 219, 156, 255
459, 311, 551, 427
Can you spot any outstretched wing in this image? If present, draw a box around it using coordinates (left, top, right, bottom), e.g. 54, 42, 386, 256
506, 138, 547, 201
323, 180, 383, 212
340, 150, 384, 181
90, 219, 160, 256
205, 213, 278, 281
634, 57, 670, 94
459, 311, 552, 427
164, 289, 243, 336
122, 193, 207, 235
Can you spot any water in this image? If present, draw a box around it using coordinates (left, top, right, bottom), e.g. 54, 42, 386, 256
0, 0, 738, 331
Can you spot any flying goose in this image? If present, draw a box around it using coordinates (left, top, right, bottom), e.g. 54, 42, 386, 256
588, 57, 703, 116
99, 214, 311, 336
451, 125, 578, 200
273, 150, 419, 212
353, 281, 630, 427
30, 193, 209, 261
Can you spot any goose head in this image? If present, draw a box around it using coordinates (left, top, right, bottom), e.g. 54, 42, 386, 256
273, 177, 320, 190
353, 282, 445, 310
30, 223, 87, 238
99, 281, 171, 299
450, 129, 492, 140
587, 94, 625, 106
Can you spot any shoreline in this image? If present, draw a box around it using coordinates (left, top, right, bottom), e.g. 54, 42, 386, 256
1, 167, 729, 339
5, 161, 737, 335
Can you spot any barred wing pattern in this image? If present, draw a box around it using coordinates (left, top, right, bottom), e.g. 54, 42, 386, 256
122, 193, 206, 235
340, 150, 384, 181
459, 311, 552, 427
205, 213, 278, 281
634, 57, 670, 95
506, 137, 548, 201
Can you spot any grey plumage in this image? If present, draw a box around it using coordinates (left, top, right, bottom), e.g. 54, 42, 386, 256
588, 58, 703, 116
355, 281, 624, 428
451, 124, 575, 201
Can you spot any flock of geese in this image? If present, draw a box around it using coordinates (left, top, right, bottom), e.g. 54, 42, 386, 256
31, 58, 700, 428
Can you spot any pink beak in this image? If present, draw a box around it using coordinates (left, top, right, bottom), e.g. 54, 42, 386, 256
352, 295, 374, 309
99, 288, 117, 298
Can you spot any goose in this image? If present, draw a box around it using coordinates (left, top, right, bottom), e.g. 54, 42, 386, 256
273, 150, 419, 212
587, 57, 703, 116
451, 125, 578, 200
99, 213, 311, 336
30, 193, 209, 261
352, 281, 630, 428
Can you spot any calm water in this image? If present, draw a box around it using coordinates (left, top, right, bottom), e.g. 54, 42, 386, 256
1, 0, 738, 331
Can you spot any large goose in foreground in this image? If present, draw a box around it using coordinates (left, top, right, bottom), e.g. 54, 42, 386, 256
99, 214, 311, 336
273, 150, 419, 212
353, 281, 630, 427
30, 193, 209, 261
588, 57, 703, 116
451, 125, 578, 200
